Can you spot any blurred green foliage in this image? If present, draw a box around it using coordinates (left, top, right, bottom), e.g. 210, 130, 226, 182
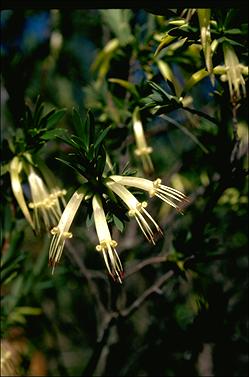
1, 8, 248, 377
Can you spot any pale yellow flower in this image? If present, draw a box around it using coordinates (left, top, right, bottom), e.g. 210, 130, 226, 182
92, 195, 123, 283
9, 154, 66, 233
10, 156, 34, 229
197, 9, 214, 85
107, 180, 163, 244
28, 168, 66, 233
132, 107, 154, 174
49, 189, 85, 272
222, 43, 247, 102
109, 175, 187, 212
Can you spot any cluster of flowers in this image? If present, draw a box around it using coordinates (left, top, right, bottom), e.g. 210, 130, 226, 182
10, 116, 187, 283
49, 175, 187, 283
10, 152, 66, 234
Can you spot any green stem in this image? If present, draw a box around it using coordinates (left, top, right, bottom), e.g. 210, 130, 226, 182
183, 106, 220, 125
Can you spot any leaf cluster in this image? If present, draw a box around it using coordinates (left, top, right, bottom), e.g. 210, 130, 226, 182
55, 109, 112, 191
2, 96, 66, 161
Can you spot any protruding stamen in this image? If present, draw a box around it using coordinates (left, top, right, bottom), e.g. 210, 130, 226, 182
92, 195, 123, 283
48, 189, 85, 272
109, 175, 188, 211
107, 181, 162, 245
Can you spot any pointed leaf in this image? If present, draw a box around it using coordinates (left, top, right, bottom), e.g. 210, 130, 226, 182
182, 68, 209, 94
72, 108, 87, 149
218, 36, 244, 47
157, 60, 182, 97
38, 108, 56, 128
96, 146, 106, 177
148, 81, 180, 103
94, 126, 112, 150
160, 114, 209, 153
86, 109, 95, 146
113, 214, 124, 232
0, 163, 9, 176
86, 212, 94, 228
108, 78, 139, 98
25, 105, 34, 129
46, 109, 66, 129
224, 28, 243, 35
56, 134, 80, 150
33, 104, 44, 128
41, 128, 68, 141
56, 157, 82, 174
154, 34, 177, 56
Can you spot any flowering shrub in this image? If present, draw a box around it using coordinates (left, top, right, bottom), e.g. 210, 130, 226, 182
1, 8, 248, 377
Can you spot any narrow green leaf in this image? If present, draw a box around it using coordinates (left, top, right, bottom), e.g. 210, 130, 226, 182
94, 126, 112, 150
182, 68, 209, 94
57, 154, 87, 176
86, 110, 95, 146
86, 212, 94, 228
157, 60, 182, 97
218, 36, 244, 47
148, 81, 178, 102
34, 95, 43, 114
0, 163, 9, 176
113, 214, 124, 232
41, 128, 67, 141
72, 108, 87, 149
225, 28, 243, 35
46, 109, 66, 129
154, 34, 177, 56
31, 95, 42, 127
108, 78, 139, 98
2, 271, 18, 285
56, 134, 80, 150
38, 108, 56, 128
96, 147, 106, 177
33, 103, 44, 128
56, 157, 79, 172
160, 114, 209, 153
87, 144, 95, 161
25, 105, 34, 129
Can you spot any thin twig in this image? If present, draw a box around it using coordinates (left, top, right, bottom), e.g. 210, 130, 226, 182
81, 313, 117, 377
120, 270, 174, 317
125, 255, 168, 278
182, 106, 220, 126
230, 103, 241, 164
160, 114, 209, 154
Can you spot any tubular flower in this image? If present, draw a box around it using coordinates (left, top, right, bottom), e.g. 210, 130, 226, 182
197, 9, 214, 85
10, 156, 34, 229
92, 195, 123, 283
107, 180, 163, 245
109, 175, 188, 213
132, 107, 154, 174
49, 189, 85, 272
9, 154, 66, 233
28, 167, 66, 233
222, 43, 247, 103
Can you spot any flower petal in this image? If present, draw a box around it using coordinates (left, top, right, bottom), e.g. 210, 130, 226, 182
10, 157, 34, 228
